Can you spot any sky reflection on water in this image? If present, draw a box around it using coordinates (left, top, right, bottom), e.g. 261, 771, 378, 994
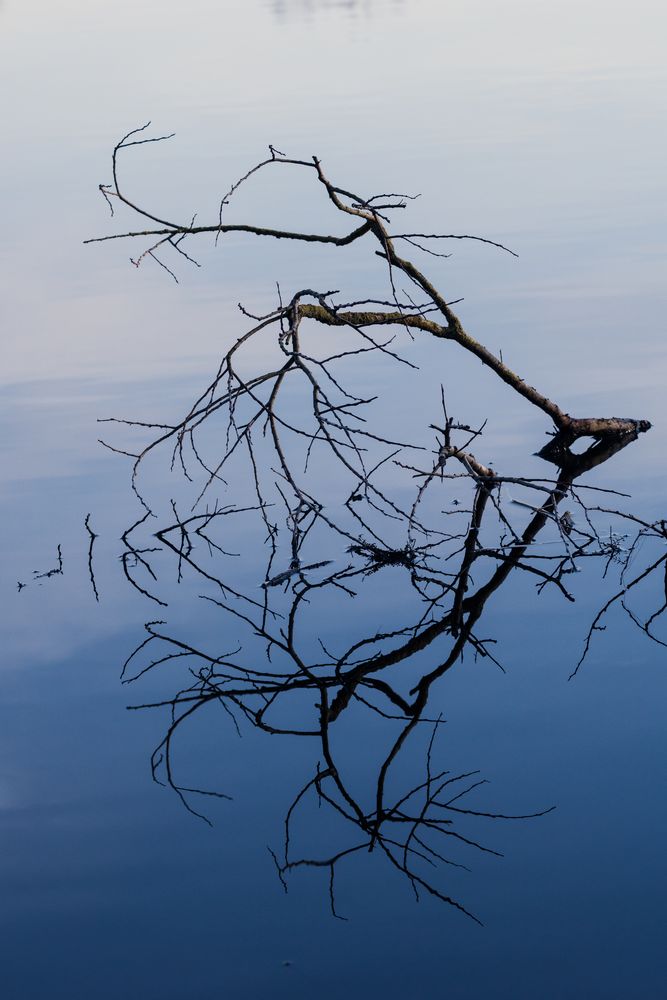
266, 0, 406, 22
1, 1, 666, 997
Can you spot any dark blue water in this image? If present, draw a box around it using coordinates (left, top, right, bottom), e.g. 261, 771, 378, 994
2, 1, 666, 997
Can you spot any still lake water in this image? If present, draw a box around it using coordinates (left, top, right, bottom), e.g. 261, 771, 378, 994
2, 1, 666, 996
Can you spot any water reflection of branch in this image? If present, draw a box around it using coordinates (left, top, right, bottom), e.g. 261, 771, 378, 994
18, 544, 64, 591
84, 513, 100, 601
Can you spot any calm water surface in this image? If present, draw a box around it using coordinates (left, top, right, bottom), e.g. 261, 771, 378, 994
1, 1, 666, 997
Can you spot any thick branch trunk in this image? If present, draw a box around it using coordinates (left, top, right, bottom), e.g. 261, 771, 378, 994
298, 303, 651, 455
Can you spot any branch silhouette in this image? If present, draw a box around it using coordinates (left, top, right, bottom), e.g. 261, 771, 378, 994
88, 128, 664, 919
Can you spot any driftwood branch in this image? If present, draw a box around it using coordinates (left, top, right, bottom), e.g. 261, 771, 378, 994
86, 129, 663, 919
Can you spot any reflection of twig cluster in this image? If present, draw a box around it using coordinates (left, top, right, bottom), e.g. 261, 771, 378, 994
270, 728, 554, 924
88, 129, 664, 919
17, 544, 63, 592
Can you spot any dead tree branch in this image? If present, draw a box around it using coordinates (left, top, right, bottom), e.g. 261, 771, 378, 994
87, 131, 662, 919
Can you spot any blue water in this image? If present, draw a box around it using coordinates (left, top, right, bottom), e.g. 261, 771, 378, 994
1, 1, 666, 997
